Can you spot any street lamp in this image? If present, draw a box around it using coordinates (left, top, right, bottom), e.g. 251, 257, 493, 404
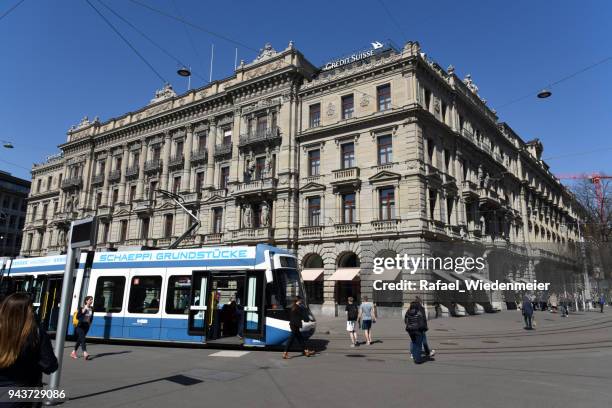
177, 66, 192, 91
537, 89, 552, 99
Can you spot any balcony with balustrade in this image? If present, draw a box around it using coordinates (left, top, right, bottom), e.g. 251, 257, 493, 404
333, 223, 360, 237
133, 199, 154, 215
61, 177, 82, 190
299, 225, 325, 240
91, 173, 104, 186
190, 149, 208, 164
370, 219, 399, 235
230, 227, 274, 243
232, 177, 277, 197
478, 186, 501, 207
461, 180, 479, 200
202, 233, 223, 245
168, 154, 184, 170
214, 142, 232, 157
96, 205, 112, 220
126, 165, 139, 178
238, 126, 281, 148
331, 167, 360, 187
108, 169, 121, 183
144, 159, 162, 173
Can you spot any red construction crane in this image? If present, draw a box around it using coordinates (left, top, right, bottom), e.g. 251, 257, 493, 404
555, 173, 612, 224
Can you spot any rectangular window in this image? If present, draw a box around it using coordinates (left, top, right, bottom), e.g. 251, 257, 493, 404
12, 199, 19, 210
164, 214, 173, 238
31, 205, 37, 221
342, 193, 356, 224
37, 179, 42, 193
172, 176, 181, 194
255, 157, 265, 180
58, 174, 62, 187
149, 181, 157, 200
308, 149, 320, 176
271, 111, 278, 129
429, 189, 437, 220
222, 128, 232, 145
141, 217, 150, 239
308, 197, 321, 226
129, 185, 137, 202
42, 204, 48, 220
213, 208, 223, 233
341, 142, 355, 169
341, 94, 354, 119
165, 275, 191, 314
132, 152, 139, 167
379, 187, 395, 220
101, 222, 109, 243
257, 116, 267, 134
444, 149, 451, 174
93, 276, 126, 313
128, 276, 162, 314
377, 84, 391, 111
120, 220, 128, 242
53, 201, 58, 215
196, 172, 204, 193
96, 192, 102, 208
112, 189, 119, 205
253, 204, 262, 228
152, 146, 161, 161
377, 135, 392, 165
175, 140, 184, 157
197, 132, 207, 152
115, 157, 122, 172
424, 89, 431, 111
220, 166, 229, 189
309, 103, 321, 127
47, 176, 52, 191
447, 197, 454, 224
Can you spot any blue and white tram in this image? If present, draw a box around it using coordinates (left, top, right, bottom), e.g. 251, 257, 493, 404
1, 244, 315, 347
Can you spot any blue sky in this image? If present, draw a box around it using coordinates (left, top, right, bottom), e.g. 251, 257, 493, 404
1, 0, 610, 181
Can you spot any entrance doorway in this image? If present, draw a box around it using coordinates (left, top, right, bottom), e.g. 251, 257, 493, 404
207, 273, 245, 343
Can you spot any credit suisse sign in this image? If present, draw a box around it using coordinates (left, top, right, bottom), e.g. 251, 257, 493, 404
321, 41, 387, 71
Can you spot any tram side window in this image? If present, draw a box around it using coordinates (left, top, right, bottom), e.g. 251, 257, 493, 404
128, 276, 162, 314
166, 275, 191, 314
93, 276, 126, 313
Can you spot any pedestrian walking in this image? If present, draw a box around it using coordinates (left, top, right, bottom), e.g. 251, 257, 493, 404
71, 295, 94, 360
358, 296, 376, 345
345, 296, 359, 347
599, 294, 606, 313
0, 293, 58, 397
404, 300, 428, 364
522, 295, 534, 330
282, 296, 314, 359
561, 295, 569, 317
415, 297, 435, 358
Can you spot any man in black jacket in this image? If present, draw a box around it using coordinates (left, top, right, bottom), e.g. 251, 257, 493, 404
415, 297, 435, 358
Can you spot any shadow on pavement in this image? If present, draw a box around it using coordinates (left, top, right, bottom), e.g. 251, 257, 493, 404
87, 350, 132, 360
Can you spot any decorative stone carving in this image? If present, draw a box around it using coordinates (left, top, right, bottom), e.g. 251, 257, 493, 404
463, 74, 479, 95
360, 94, 369, 107
326, 102, 335, 117
447, 65, 455, 75
264, 154, 272, 177
150, 83, 177, 105
261, 202, 270, 227
243, 205, 253, 229
253, 43, 277, 63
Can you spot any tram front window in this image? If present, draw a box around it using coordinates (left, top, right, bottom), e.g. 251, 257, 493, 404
267, 269, 305, 310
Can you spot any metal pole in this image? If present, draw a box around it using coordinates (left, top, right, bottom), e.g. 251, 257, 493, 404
45, 227, 77, 405
577, 219, 591, 310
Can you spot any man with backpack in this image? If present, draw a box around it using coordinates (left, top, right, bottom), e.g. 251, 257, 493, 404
345, 296, 359, 347
405, 299, 431, 364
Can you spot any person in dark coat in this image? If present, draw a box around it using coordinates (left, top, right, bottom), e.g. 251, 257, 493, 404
282, 296, 314, 359
0, 293, 59, 403
405, 300, 428, 364
71, 296, 94, 360
415, 297, 435, 358
522, 295, 534, 330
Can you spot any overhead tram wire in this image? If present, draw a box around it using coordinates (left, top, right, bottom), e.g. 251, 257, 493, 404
0, 0, 25, 22
498, 55, 612, 108
171, 0, 206, 77
85, 0, 167, 84
128, 0, 258, 54
95, 0, 207, 83
377, 0, 407, 43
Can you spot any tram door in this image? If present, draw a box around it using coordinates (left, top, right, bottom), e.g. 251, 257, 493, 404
40, 277, 63, 332
188, 271, 210, 337
244, 270, 264, 340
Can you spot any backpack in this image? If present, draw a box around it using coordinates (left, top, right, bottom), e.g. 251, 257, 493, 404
72, 311, 79, 327
404, 309, 425, 332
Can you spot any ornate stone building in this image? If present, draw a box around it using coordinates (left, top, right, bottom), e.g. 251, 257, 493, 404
22, 41, 587, 316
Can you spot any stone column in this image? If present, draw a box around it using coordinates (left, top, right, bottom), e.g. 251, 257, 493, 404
118, 144, 128, 203
161, 131, 171, 191
205, 121, 217, 188
78, 156, 92, 213
182, 124, 194, 192
102, 151, 111, 205
137, 141, 147, 200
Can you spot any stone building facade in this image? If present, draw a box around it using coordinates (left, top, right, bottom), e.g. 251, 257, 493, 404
0, 171, 30, 257
22, 41, 587, 316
